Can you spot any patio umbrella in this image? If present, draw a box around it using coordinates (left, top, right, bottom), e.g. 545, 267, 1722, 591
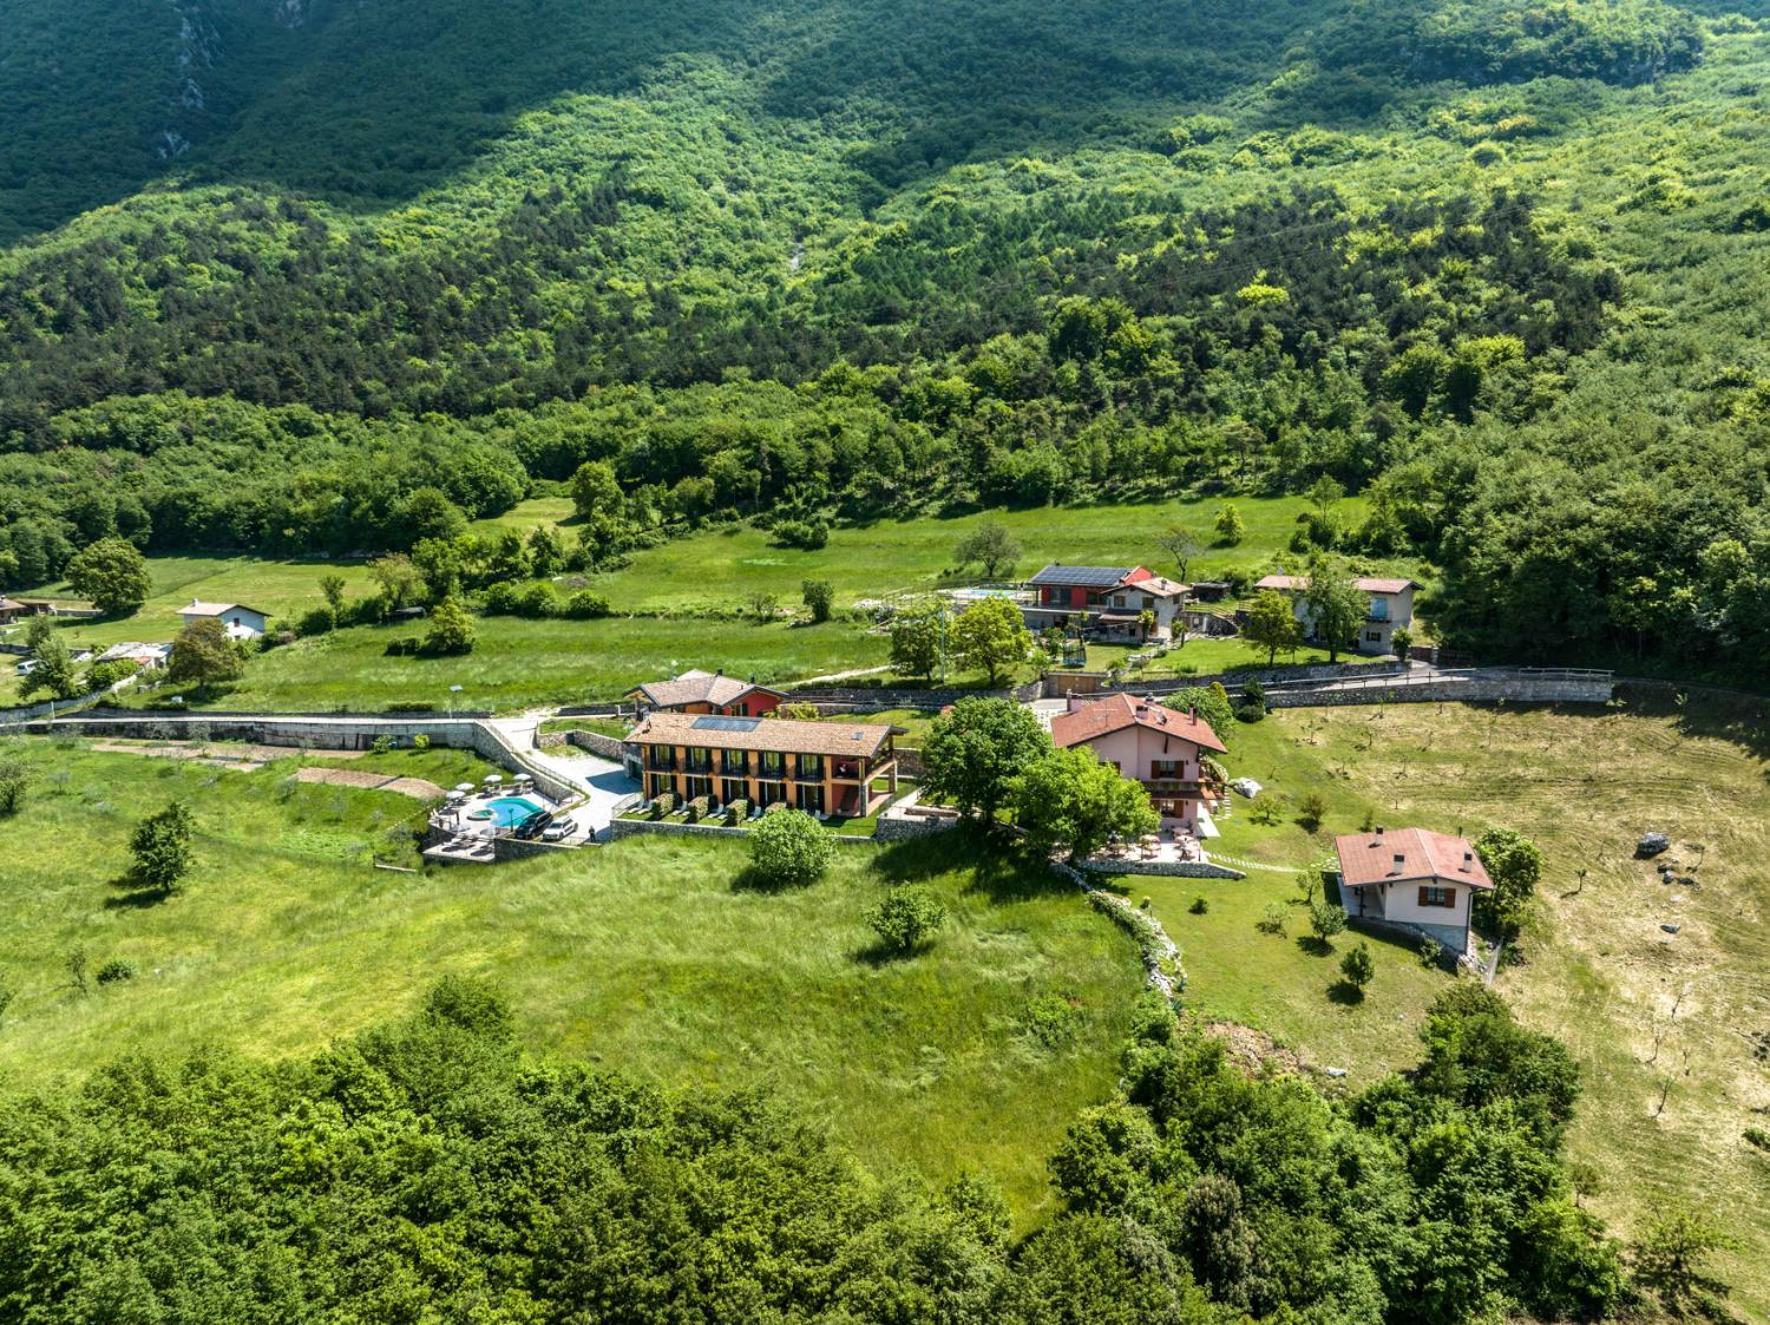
485, 774, 503, 785
455, 783, 475, 794
446, 790, 466, 802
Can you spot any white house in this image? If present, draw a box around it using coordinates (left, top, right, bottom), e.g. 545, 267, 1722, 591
1334, 826, 1493, 956
180, 600, 268, 641
1253, 575, 1417, 655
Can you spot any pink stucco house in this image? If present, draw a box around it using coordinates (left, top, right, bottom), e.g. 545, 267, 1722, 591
1049, 693, 1227, 832
1333, 826, 1493, 956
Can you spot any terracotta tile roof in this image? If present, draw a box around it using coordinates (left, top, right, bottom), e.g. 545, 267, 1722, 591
1137, 575, 1191, 598
1254, 575, 1417, 595
1334, 828, 1493, 890
624, 711, 894, 758
1050, 692, 1227, 754
630, 669, 785, 709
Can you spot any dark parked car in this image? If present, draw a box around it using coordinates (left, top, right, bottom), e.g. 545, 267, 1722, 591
514, 810, 553, 841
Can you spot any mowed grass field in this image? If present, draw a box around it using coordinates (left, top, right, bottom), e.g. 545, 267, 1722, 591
1185, 698, 1770, 1316
0, 740, 1142, 1223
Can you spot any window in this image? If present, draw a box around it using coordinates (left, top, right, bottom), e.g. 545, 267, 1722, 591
1141, 596, 1154, 610
797, 784, 825, 813
1369, 600, 1389, 621
1419, 885, 1456, 908
1366, 630, 1382, 643
721, 778, 746, 803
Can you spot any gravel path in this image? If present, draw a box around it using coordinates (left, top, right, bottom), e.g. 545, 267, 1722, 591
293, 767, 444, 800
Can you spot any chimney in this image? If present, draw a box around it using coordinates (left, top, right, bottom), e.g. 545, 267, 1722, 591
1461, 851, 1473, 872
1390, 853, 1406, 876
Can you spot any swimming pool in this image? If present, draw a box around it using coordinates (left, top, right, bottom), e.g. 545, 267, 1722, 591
484, 796, 545, 828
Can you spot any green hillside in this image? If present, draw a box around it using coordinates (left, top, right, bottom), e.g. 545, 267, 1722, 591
3, 0, 1769, 681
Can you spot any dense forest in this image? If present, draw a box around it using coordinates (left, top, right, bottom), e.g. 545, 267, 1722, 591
1, 975, 1678, 1323
2, 0, 1769, 677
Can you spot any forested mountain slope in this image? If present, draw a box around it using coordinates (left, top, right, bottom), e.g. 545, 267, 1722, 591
3, 0, 1770, 677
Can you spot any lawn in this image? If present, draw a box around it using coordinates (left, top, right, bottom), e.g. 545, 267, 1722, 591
142, 614, 893, 713
0, 740, 1142, 1225
1134, 873, 1454, 1081
1186, 698, 1770, 1315
9, 494, 1431, 715
1079, 638, 1395, 681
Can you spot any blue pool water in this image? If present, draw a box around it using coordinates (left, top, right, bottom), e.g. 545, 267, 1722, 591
486, 796, 545, 828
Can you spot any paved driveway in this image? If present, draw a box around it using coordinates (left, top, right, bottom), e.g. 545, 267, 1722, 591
520, 746, 640, 840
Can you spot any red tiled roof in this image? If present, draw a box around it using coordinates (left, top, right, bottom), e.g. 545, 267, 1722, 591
625, 711, 893, 758
629, 669, 786, 709
1050, 692, 1227, 754
1334, 828, 1493, 890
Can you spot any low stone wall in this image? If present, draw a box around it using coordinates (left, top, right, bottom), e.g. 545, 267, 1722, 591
566, 730, 628, 761
0, 686, 113, 726
873, 814, 954, 841
1082, 857, 1247, 880
608, 817, 880, 846
493, 836, 583, 862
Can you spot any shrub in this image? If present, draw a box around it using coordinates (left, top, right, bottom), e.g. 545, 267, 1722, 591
773, 518, 829, 550
723, 799, 749, 826
1019, 991, 1078, 1049
1296, 792, 1327, 832
1308, 899, 1346, 945
1256, 902, 1286, 935
0, 763, 26, 817
650, 792, 676, 819
685, 795, 711, 823
370, 734, 394, 756
412, 734, 430, 752
423, 596, 476, 656
1189, 896, 1209, 915
482, 582, 520, 615
748, 809, 834, 888
96, 959, 135, 985
86, 658, 140, 691
516, 582, 560, 619
1418, 935, 1445, 969
564, 589, 611, 619
1744, 1127, 1770, 1153
763, 799, 788, 816
801, 579, 834, 623
1339, 941, 1374, 992
867, 886, 946, 954
127, 801, 195, 895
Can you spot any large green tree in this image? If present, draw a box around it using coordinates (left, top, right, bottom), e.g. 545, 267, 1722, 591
1011, 747, 1159, 861
951, 597, 1033, 687
64, 538, 149, 616
921, 697, 1049, 822
1242, 589, 1303, 665
1301, 557, 1369, 663
167, 616, 245, 691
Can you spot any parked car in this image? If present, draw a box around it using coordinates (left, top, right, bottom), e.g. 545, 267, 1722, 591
541, 817, 578, 843
514, 810, 553, 841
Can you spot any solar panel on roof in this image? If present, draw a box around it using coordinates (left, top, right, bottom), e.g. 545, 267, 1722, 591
1026, 564, 1131, 588
690, 716, 762, 733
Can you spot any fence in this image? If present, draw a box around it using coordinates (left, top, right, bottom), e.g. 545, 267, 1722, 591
1043, 658, 1408, 699
787, 679, 1043, 709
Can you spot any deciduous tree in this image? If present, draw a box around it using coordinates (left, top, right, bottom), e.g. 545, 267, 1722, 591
1011, 747, 1158, 861
951, 596, 1032, 687
65, 538, 149, 616
1243, 589, 1303, 665
168, 616, 245, 690
921, 697, 1048, 822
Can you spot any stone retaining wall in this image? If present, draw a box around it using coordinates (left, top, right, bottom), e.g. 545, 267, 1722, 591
566, 730, 628, 761
1264, 673, 1613, 708
493, 836, 582, 862
872, 814, 954, 841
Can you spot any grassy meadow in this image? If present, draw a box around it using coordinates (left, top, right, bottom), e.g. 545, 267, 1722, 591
11, 491, 1428, 714
1187, 697, 1770, 1316
0, 739, 1141, 1223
